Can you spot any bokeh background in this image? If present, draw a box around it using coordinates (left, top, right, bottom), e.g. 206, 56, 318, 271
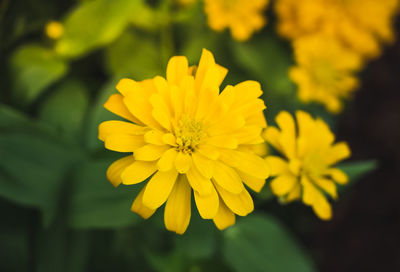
0, 0, 399, 271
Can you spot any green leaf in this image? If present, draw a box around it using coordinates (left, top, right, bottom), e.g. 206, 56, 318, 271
35, 223, 91, 272
338, 160, 378, 186
67, 159, 141, 229
223, 214, 315, 272
230, 32, 295, 97
0, 133, 83, 226
174, 214, 217, 260
39, 79, 89, 142
9, 44, 68, 104
105, 31, 163, 79
55, 0, 144, 58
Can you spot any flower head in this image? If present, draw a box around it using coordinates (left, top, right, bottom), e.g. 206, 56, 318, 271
264, 111, 351, 220
204, 0, 269, 41
290, 35, 363, 113
275, 0, 399, 58
99, 49, 270, 234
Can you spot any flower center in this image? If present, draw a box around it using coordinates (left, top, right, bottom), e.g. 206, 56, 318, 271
174, 117, 205, 154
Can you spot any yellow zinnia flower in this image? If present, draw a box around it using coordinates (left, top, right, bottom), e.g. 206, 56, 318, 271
204, 0, 269, 41
98, 49, 270, 234
264, 111, 351, 220
275, 0, 399, 58
289, 35, 363, 113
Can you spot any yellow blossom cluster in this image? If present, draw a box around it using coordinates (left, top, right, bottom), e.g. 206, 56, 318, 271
275, 0, 399, 113
203, 0, 269, 41
264, 111, 351, 220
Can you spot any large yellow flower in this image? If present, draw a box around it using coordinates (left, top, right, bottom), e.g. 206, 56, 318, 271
98, 49, 270, 234
204, 0, 269, 41
264, 111, 351, 220
289, 35, 363, 113
275, 0, 399, 58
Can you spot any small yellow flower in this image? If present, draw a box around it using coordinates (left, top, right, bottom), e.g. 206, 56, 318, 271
275, 0, 399, 58
264, 111, 351, 220
204, 0, 269, 41
290, 35, 363, 113
45, 20, 64, 40
98, 49, 270, 234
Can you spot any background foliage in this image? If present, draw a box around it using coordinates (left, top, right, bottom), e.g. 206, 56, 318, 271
0, 0, 378, 271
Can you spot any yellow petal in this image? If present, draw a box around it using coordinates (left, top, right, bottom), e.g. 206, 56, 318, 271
104, 94, 141, 124
270, 174, 297, 196
104, 134, 145, 152
131, 185, 156, 219
212, 161, 244, 194
194, 185, 219, 219
121, 161, 157, 185
233, 80, 263, 102
164, 175, 191, 234
219, 150, 270, 179
325, 168, 349, 185
144, 130, 165, 145
142, 169, 179, 209
162, 133, 177, 146
192, 152, 214, 179
157, 148, 178, 171
116, 78, 137, 96
166, 56, 189, 85
197, 144, 220, 160
265, 156, 289, 176
237, 170, 266, 193
264, 126, 282, 153
214, 183, 254, 216
195, 48, 227, 92
213, 199, 236, 230
186, 165, 213, 196
175, 152, 192, 173
149, 94, 172, 131
206, 135, 238, 149
285, 184, 301, 202
314, 177, 338, 199
123, 92, 163, 130
134, 144, 169, 161
301, 175, 332, 220
326, 142, 351, 165
106, 155, 135, 187
98, 120, 146, 141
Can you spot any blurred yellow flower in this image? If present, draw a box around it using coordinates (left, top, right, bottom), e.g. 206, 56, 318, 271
290, 35, 363, 113
45, 20, 64, 40
275, 0, 399, 58
204, 0, 269, 41
98, 49, 270, 234
265, 111, 351, 220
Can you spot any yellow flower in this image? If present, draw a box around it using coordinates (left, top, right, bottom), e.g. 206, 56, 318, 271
275, 0, 399, 58
98, 49, 270, 234
204, 0, 269, 41
45, 20, 64, 40
289, 35, 363, 113
264, 111, 351, 220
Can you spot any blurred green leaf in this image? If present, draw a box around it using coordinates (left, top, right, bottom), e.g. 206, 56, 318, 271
105, 31, 163, 79
230, 32, 295, 97
146, 250, 186, 272
67, 159, 141, 229
0, 133, 83, 226
39, 79, 89, 142
338, 160, 378, 186
175, 214, 217, 260
10, 44, 68, 104
55, 0, 144, 58
223, 214, 315, 272
36, 223, 90, 272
